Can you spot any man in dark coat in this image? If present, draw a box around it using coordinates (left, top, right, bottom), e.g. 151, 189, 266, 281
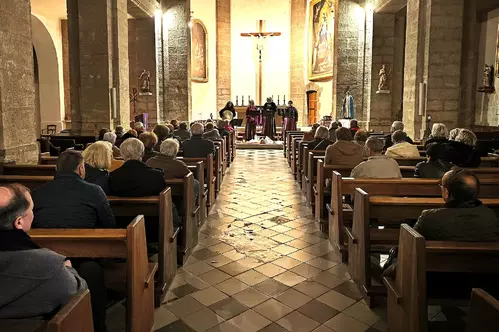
32, 150, 115, 229
263, 97, 277, 139
183, 123, 216, 158
414, 168, 499, 241
0, 184, 87, 320
109, 138, 166, 197
383, 121, 413, 150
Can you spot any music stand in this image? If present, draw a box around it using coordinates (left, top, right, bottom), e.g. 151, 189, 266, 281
231, 119, 243, 127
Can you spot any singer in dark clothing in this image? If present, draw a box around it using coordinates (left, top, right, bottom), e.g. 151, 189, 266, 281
263, 97, 277, 140
219, 101, 236, 119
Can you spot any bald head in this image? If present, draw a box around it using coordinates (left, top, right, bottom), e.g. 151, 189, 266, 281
441, 168, 479, 203
0, 184, 33, 231
191, 123, 204, 136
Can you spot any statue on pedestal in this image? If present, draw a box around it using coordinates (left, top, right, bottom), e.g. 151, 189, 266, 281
478, 64, 495, 93
376, 64, 390, 94
341, 87, 354, 119
139, 69, 152, 95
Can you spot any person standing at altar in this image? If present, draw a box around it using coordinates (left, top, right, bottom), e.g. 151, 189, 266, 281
219, 101, 236, 120
263, 97, 277, 139
245, 100, 258, 141
284, 100, 298, 131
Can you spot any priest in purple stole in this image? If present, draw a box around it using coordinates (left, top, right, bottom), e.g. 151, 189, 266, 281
262, 97, 277, 140
284, 100, 298, 131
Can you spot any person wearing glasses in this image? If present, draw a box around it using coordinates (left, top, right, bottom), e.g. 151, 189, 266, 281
413, 168, 499, 242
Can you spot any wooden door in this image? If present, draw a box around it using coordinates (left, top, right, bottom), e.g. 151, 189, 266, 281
307, 91, 318, 125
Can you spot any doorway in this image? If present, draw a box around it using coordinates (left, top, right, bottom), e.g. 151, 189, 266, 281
307, 91, 318, 125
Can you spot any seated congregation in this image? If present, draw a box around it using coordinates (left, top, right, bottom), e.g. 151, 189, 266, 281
286, 121, 499, 331
0, 119, 235, 332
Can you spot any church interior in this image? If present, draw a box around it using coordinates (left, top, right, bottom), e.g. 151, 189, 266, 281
2, 0, 499, 331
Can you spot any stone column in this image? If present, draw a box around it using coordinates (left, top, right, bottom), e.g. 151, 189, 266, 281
0, 0, 38, 163
290, 0, 306, 127
216, 0, 231, 110
67, 0, 130, 135
161, 0, 191, 121
403, 0, 464, 139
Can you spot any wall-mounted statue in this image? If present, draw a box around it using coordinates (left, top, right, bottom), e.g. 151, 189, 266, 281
341, 86, 354, 119
376, 64, 390, 94
478, 64, 495, 93
139, 69, 152, 95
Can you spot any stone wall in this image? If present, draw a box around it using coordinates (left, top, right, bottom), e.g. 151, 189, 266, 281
391, 10, 405, 122
403, 0, 426, 139
163, 0, 192, 121
129, 18, 158, 126
61, 20, 71, 123
113, 0, 131, 127
335, 0, 363, 122
290, 0, 306, 126
0, 0, 39, 163
216, 0, 231, 110
369, 13, 395, 132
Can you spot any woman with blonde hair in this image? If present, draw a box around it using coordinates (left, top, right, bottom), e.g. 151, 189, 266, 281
82, 141, 113, 193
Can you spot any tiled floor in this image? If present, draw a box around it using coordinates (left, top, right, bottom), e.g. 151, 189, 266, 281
153, 150, 387, 332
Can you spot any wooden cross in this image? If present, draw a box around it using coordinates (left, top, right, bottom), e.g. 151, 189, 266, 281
241, 20, 281, 105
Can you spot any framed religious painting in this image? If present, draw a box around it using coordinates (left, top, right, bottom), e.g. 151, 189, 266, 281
191, 19, 208, 83
308, 0, 336, 81
496, 23, 499, 77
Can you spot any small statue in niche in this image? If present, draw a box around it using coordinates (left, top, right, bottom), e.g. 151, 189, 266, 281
478, 64, 495, 93
376, 64, 390, 94
139, 69, 152, 95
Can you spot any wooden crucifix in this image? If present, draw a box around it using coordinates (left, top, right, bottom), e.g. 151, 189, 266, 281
241, 20, 281, 105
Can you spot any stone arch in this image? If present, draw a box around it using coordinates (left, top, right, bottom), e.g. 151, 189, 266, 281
305, 82, 322, 124
31, 15, 63, 133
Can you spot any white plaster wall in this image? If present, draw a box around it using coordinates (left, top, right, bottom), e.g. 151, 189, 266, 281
191, 0, 217, 120
476, 8, 499, 126
231, 0, 291, 105
31, 12, 65, 132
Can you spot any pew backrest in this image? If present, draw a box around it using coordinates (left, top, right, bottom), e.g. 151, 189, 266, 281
384, 224, 499, 332
46, 289, 94, 332
466, 288, 499, 332
30, 216, 157, 332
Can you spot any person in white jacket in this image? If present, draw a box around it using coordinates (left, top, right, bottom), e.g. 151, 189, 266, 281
385, 130, 420, 158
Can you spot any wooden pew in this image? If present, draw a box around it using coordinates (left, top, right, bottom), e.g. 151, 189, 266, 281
291, 136, 303, 179
40, 156, 58, 165
286, 132, 303, 164
297, 141, 309, 188
181, 154, 215, 214
30, 216, 157, 332
108, 189, 178, 299
231, 131, 236, 161
399, 166, 499, 179
47, 290, 94, 332
305, 150, 326, 208
164, 173, 199, 265
0, 290, 94, 332
348, 190, 499, 307
394, 156, 498, 167
2, 164, 56, 176
314, 161, 355, 223
284, 130, 303, 158
383, 225, 499, 332
466, 288, 499, 332
188, 161, 206, 226
0, 175, 53, 190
